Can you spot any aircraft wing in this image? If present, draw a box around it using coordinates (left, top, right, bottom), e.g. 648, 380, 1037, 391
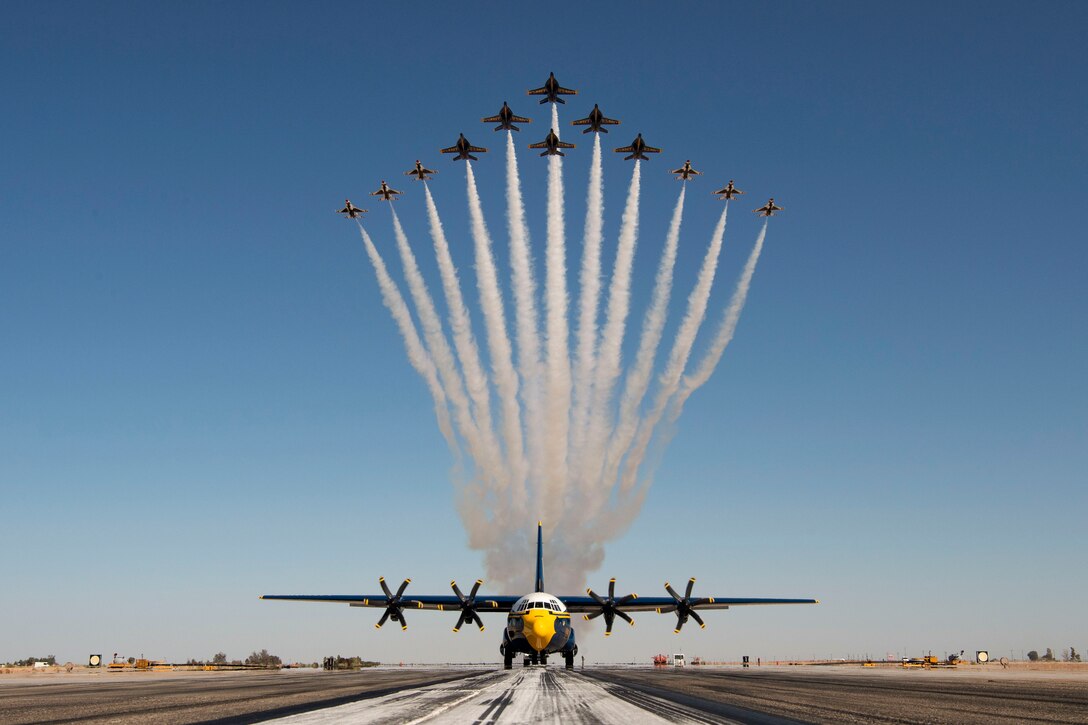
440, 145, 460, 154
468, 145, 488, 153
527, 141, 549, 149
558, 595, 819, 614
556, 86, 577, 96
642, 145, 662, 154
510, 114, 532, 124
557, 141, 576, 149
481, 114, 503, 123
571, 118, 592, 126
614, 145, 635, 153
261, 594, 521, 612
527, 86, 548, 96
600, 117, 620, 125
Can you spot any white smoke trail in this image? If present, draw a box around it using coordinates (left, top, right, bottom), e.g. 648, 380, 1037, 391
503, 131, 541, 495
354, 221, 458, 455
388, 208, 503, 489
581, 162, 642, 492
420, 186, 504, 475
600, 185, 686, 492
670, 219, 768, 418
615, 202, 730, 497
569, 133, 604, 481
542, 105, 573, 521
464, 162, 527, 514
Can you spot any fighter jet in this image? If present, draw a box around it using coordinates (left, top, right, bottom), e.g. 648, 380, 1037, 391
754, 198, 784, 217
571, 104, 621, 134
671, 160, 702, 181
527, 72, 577, 105
405, 160, 437, 182
614, 133, 662, 161
441, 133, 488, 161
713, 180, 744, 200
370, 180, 401, 202
528, 129, 576, 157
336, 200, 368, 219
482, 102, 532, 132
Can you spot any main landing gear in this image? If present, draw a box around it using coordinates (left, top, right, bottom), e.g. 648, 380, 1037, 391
565, 652, 574, 670
503, 651, 513, 670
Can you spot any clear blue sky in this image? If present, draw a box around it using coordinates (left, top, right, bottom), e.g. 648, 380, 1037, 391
2, 1, 1085, 665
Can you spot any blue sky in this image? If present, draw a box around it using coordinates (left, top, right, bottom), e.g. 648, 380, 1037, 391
2, 1, 1086, 664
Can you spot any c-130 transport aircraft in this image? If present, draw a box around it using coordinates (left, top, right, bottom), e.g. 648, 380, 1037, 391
263, 525, 818, 669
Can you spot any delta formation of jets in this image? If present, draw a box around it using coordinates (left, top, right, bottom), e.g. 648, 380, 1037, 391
339, 72, 782, 220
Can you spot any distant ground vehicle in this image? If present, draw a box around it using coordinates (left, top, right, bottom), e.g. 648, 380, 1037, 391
672, 653, 685, 667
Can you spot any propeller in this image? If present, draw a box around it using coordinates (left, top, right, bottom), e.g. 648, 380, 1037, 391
661, 578, 709, 633
584, 578, 637, 636
375, 577, 411, 631
451, 579, 486, 632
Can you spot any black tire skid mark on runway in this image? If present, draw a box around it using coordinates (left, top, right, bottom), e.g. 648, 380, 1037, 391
471, 670, 526, 724
544, 669, 605, 725
581, 670, 808, 725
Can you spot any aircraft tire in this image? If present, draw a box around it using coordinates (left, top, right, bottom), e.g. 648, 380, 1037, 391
503, 652, 513, 670
565, 653, 574, 670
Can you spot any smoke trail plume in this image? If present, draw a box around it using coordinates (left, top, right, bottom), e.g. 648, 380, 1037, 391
354, 221, 457, 454
581, 162, 642, 491
503, 131, 541, 494
421, 184, 498, 463
615, 202, 729, 497
464, 162, 527, 514
542, 104, 573, 521
671, 219, 768, 417
389, 208, 504, 493
600, 185, 686, 493
569, 133, 605, 478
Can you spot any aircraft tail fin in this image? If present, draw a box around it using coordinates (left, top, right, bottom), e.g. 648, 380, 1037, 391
535, 522, 544, 593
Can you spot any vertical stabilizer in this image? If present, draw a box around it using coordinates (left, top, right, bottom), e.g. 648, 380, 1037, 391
535, 522, 544, 593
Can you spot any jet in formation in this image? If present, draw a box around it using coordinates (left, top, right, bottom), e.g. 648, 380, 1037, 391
262, 524, 818, 670
482, 102, 532, 132
441, 133, 488, 161
405, 160, 437, 182
714, 180, 744, 200
754, 198, 784, 217
571, 104, 621, 134
615, 133, 662, 161
336, 200, 368, 219
528, 129, 577, 157
370, 180, 401, 201
671, 160, 702, 181
527, 72, 578, 105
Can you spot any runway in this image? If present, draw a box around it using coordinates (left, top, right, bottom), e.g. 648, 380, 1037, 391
2, 665, 1086, 724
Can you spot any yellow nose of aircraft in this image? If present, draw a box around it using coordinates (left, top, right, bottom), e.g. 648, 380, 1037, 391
523, 610, 557, 652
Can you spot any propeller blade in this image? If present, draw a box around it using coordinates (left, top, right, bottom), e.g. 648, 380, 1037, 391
379, 577, 393, 599
587, 588, 606, 606
616, 594, 637, 606
398, 609, 408, 631
608, 578, 616, 600
472, 612, 485, 631
451, 580, 465, 602
469, 579, 483, 599
616, 610, 634, 625
395, 578, 411, 599
584, 610, 604, 621
604, 615, 615, 636
453, 612, 467, 632
376, 610, 390, 629
657, 604, 678, 614
665, 582, 682, 601
690, 610, 706, 629
685, 578, 696, 600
